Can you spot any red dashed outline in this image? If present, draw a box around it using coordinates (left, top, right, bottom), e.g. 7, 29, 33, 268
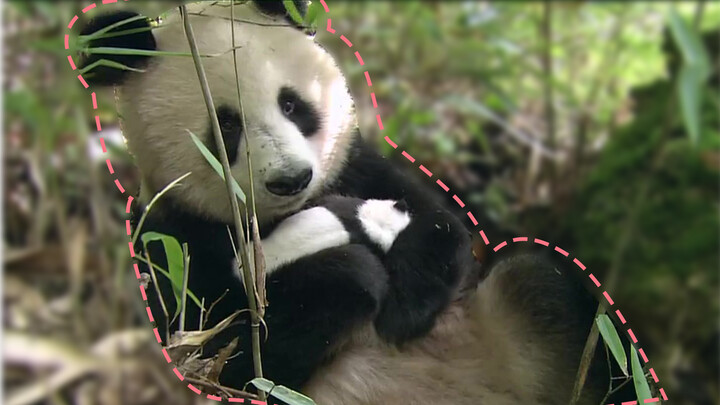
65, 1, 667, 403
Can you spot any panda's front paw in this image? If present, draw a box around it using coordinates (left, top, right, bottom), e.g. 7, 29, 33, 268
315, 195, 412, 253
259, 206, 351, 273
356, 199, 411, 253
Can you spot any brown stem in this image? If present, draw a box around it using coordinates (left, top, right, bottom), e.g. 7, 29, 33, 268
179, 5, 264, 385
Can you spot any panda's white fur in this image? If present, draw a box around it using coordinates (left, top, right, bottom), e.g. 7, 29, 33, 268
357, 200, 412, 253
80, 2, 614, 405
119, 3, 355, 225
251, 200, 411, 275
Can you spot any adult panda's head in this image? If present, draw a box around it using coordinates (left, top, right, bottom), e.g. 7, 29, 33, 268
80, 1, 355, 225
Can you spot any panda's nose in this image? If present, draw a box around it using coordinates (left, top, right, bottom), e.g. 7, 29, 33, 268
266, 168, 313, 196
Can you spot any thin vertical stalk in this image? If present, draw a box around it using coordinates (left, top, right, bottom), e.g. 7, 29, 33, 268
145, 250, 170, 341
541, 1, 555, 150
179, 243, 190, 333
231, 1, 267, 316
179, 5, 264, 382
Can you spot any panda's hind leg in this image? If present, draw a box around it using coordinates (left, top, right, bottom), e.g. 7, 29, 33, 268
474, 251, 609, 405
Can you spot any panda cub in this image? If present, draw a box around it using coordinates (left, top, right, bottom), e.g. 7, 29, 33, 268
79, 2, 614, 404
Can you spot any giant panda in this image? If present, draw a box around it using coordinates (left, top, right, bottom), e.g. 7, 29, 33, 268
79, 2, 617, 404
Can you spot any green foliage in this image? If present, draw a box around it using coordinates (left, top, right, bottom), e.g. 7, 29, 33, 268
668, 10, 712, 145
630, 346, 653, 402
188, 130, 246, 203
77, 14, 149, 43
596, 314, 628, 376
249, 378, 317, 405
303, 1, 322, 31
141, 231, 188, 319
284, 1, 304, 26
283, 0, 322, 34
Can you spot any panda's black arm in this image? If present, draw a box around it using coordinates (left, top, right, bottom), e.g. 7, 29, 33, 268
328, 134, 476, 344
222, 243, 388, 390
133, 203, 387, 390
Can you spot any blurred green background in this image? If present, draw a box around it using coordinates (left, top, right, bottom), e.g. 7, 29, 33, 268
3, 1, 719, 405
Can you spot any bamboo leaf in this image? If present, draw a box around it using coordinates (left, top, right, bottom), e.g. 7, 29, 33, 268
167, 312, 240, 348
187, 130, 246, 203
596, 314, 628, 376
78, 14, 148, 43
630, 346, 653, 402
80, 58, 147, 76
85, 25, 159, 40
249, 378, 317, 405
141, 232, 185, 318
304, 1, 321, 29
668, 9, 711, 145
137, 256, 203, 309
678, 65, 703, 145
284, 1, 304, 26
668, 10, 710, 77
82, 47, 194, 58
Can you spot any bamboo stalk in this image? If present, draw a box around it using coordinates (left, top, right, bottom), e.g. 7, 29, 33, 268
231, 0, 268, 316
179, 243, 190, 333
178, 5, 264, 385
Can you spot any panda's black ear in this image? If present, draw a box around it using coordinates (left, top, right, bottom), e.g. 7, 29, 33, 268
78, 11, 156, 86
253, 0, 311, 32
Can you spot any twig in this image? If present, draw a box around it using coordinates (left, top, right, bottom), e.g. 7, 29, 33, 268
599, 341, 633, 405
207, 337, 239, 383
600, 378, 633, 405
144, 249, 170, 340
231, 0, 268, 316
179, 4, 264, 387
204, 289, 230, 329
183, 376, 259, 401
198, 298, 205, 331
132, 172, 192, 246
179, 243, 190, 333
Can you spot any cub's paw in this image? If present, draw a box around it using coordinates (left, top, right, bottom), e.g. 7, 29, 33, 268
315, 195, 412, 253
356, 199, 411, 253
259, 206, 350, 273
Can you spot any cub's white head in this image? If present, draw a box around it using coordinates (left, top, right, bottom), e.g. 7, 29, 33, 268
81, 1, 355, 224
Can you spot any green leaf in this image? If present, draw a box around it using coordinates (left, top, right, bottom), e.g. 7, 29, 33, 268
140, 257, 203, 309
187, 130, 246, 203
80, 58, 147, 76
630, 345, 653, 402
141, 232, 185, 318
78, 14, 148, 43
284, 1, 304, 26
668, 9, 711, 146
668, 10, 711, 77
82, 47, 194, 58
596, 314, 628, 376
678, 64, 704, 145
304, 1, 321, 29
249, 378, 317, 405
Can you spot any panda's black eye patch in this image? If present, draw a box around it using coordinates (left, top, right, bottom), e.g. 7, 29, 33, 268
207, 105, 243, 165
278, 87, 320, 137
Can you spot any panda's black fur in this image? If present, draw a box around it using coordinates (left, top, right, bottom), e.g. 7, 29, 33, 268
80, 2, 633, 404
